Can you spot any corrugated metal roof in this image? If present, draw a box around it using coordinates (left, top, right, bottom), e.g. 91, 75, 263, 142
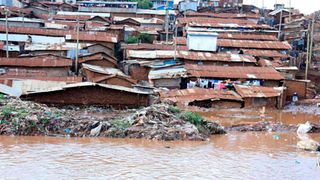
26, 82, 151, 95
0, 76, 82, 83
234, 85, 283, 98
125, 50, 256, 63
113, 17, 164, 24
57, 11, 111, 18
218, 39, 291, 50
0, 26, 118, 43
148, 66, 186, 79
82, 63, 127, 76
136, 9, 176, 15
178, 51, 257, 63
185, 64, 284, 80
184, 12, 260, 19
0, 17, 43, 23
0, 56, 72, 67
126, 50, 175, 59
160, 88, 243, 105
122, 43, 188, 51
218, 33, 278, 41
79, 52, 117, 64
242, 49, 289, 58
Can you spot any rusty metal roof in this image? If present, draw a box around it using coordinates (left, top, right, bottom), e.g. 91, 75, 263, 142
160, 88, 243, 105
79, 52, 117, 64
26, 82, 151, 95
184, 12, 260, 19
174, 37, 290, 50
125, 50, 256, 63
0, 26, 118, 43
0, 56, 72, 67
185, 64, 284, 80
218, 39, 291, 50
178, 51, 257, 63
218, 33, 278, 41
234, 85, 283, 98
121, 43, 188, 51
0, 76, 81, 83
242, 49, 289, 58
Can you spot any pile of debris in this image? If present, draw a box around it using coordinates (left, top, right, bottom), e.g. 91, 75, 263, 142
126, 105, 226, 141
0, 96, 226, 141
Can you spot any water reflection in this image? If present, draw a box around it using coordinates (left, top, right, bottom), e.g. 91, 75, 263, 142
0, 133, 319, 179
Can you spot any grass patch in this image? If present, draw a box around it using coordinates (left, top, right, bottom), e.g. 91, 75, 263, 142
1, 105, 14, 119
168, 106, 181, 114
179, 111, 206, 127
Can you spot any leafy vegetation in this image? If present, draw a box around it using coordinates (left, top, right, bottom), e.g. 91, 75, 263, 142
111, 119, 130, 131
168, 105, 181, 114
137, 0, 153, 9
179, 112, 204, 127
125, 33, 152, 44
125, 36, 139, 44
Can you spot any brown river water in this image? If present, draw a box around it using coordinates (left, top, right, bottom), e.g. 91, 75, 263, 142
1, 109, 320, 179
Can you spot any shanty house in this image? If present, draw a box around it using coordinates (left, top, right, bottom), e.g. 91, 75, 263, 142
79, 52, 117, 68
234, 85, 285, 109
160, 88, 243, 108
185, 64, 284, 87
0, 55, 73, 77
81, 63, 136, 88
22, 82, 151, 108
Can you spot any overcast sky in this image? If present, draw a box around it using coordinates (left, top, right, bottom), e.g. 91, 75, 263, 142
243, 0, 320, 14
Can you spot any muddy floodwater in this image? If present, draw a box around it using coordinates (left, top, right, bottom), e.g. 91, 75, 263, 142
1, 109, 320, 179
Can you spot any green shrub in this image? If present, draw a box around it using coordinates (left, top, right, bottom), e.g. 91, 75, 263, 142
1, 105, 13, 119
168, 106, 181, 114
137, 0, 153, 9
138, 33, 152, 43
125, 36, 139, 44
179, 112, 204, 126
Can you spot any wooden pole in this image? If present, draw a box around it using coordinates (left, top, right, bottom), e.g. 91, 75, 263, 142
5, 9, 9, 58
165, 0, 169, 43
278, 10, 283, 39
305, 23, 311, 80
309, 15, 315, 67
75, 16, 80, 75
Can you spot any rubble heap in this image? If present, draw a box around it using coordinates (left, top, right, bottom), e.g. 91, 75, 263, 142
0, 96, 226, 141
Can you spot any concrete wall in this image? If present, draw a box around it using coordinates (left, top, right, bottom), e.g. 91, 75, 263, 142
23, 86, 149, 108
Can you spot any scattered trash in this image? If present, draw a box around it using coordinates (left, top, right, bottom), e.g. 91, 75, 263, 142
297, 121, 312, 134
272, 135, 280, 140
64, 128, 71, 134
295, 160, 301, 164
0, 96, 226, 141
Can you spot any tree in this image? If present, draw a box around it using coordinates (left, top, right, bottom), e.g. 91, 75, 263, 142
137, 0, 153, 9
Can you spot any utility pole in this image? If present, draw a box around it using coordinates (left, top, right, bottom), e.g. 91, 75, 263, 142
75, 16, 80, 75
309, 15, 315, 67
174, 22, 177, 61
288, 0, 292, 22
165, 0, 169, 43
305, 23, 311, 80
5, 9, 9, 58
278, 10, 283, 40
